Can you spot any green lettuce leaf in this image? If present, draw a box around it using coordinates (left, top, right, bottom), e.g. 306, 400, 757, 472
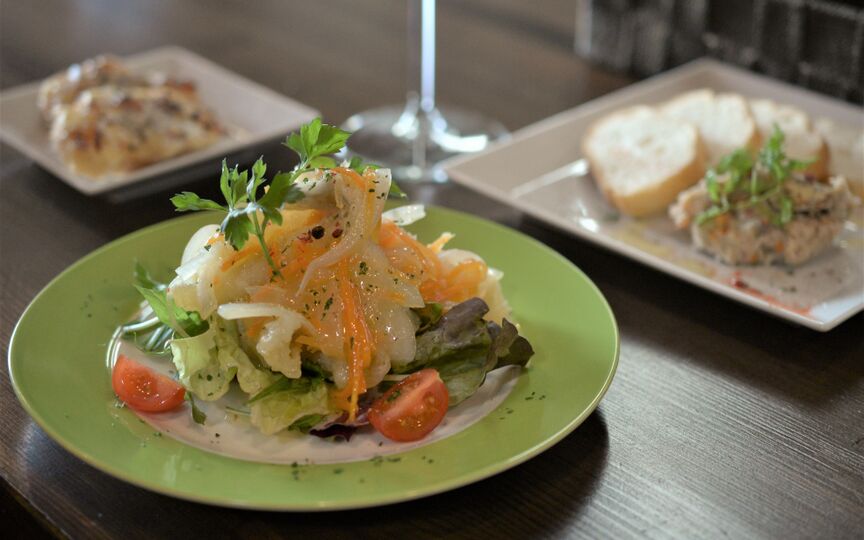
170, 318, 281, 401
215, 319, 280, 396
170, 327, 235, 401
395, 298, 534, 406
248, 376, 333, 435
288, 414, 328, 433
412, 302, 443, 333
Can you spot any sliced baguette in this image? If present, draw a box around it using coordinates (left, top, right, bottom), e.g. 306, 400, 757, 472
814, 118, 864, 197
660, 89, 760, 165
750, 98, 828, 178
583, 105, 706, 217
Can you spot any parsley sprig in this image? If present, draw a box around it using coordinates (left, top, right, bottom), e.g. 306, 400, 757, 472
697, 127, 811, 227
170, 118, 404, 277
169, 120, 332, 275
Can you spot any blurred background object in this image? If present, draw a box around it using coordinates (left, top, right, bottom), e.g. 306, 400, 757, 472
343, 0, 509, 182
574, 0, 864, 104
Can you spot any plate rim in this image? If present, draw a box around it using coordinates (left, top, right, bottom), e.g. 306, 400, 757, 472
0, 45, 320, 196
8, 206, 620, 511
442, 57, 864, 332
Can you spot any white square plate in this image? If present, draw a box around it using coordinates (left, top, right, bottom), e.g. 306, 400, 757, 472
443, 59, 864, 331
0, 46, 319, 195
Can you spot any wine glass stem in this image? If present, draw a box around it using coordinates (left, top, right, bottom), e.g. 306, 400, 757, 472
408, 0, 436, 114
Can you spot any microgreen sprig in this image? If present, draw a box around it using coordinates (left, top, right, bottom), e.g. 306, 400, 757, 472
697, 126, 811, 227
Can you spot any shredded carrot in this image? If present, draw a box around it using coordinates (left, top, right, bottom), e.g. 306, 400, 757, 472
333, 257, 373, 421
294, 334, 319, 349
441, 260, 488, 302
331, 166, 367, 189
221, 243, 261, 272
244, 317, 268, 340
280, 239, 329, 279
380, 222, 443, 277
427, 232, 454, 253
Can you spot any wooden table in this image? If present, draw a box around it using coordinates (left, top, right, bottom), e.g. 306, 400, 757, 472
2, 1, 862, 538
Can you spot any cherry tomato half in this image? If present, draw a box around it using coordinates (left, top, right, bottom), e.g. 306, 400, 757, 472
368, 368, 449, 442
112, 354, 185, 412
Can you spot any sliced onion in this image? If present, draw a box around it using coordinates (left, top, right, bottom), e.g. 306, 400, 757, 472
174, 250, 210, 282
297, 168, 390, 293
181, 224, 220, 264
382, 204, 426, 226
217, 302, 312, 331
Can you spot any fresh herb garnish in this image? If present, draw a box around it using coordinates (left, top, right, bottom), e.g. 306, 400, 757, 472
170, 118, 405, 276
170, 119, 341, 274
696, 126, 811, 226
125, 262, 206, 347
171, 157, 303, 277
133, 261, 163, 291
134, 285, 209, 338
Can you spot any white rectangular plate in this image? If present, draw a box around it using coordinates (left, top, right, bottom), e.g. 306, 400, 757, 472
0, 46, 319, 195
443, 58, 864, 331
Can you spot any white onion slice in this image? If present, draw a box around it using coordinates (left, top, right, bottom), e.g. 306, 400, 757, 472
382, 204, 426, 226
217, 303, 313, 331
297, 168, 390, 293
181, 224, 220, 264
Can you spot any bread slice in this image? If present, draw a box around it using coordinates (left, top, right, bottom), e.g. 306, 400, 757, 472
660, 89, 760, 165
583, 106, 706, 217
814, 118, 864, 197
750, 98, 828, 178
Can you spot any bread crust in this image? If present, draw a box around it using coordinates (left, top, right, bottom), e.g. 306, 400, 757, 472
582, 107, 707, 217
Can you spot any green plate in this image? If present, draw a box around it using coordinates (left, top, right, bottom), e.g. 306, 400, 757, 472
8, 206, 619, 510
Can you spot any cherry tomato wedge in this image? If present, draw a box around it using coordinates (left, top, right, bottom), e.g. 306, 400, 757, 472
112, 354, 185, 412
368, 368, 449, 442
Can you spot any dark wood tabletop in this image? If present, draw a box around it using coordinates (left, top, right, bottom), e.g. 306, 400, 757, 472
2, 1, 863, 539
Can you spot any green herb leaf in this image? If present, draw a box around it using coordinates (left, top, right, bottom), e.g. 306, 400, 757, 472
695, 126, 813, 228
705, 171, 720, 203
779, 196, 793, 224
388, 180, 407, 199
283, 118, 350, 165
308, 156, 337, 169
170, 192, 226, 212
134, 285, 209, 337
167, 118, 399, 280
133, 261, 163, 291
347, 155, 381, 173
220, 210, 255, 251
695, 205, 728, 225
258, 172, 305, 212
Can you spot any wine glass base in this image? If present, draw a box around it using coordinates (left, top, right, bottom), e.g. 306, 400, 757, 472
342, 104, 508, 182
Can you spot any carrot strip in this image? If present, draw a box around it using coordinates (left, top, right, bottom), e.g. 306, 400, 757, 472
334, 257, 373, 421
427, 232, 454, 253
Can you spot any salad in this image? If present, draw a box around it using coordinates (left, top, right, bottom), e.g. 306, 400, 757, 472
113, 119, 533, 443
